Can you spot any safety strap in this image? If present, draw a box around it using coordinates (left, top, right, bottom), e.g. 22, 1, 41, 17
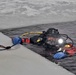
0, 44, 15, 50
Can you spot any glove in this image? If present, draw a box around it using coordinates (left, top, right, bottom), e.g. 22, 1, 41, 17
12, 37, 22, 45
53, 52, 67, 59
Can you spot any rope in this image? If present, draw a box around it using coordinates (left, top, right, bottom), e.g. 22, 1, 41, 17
20, 32, 42, 37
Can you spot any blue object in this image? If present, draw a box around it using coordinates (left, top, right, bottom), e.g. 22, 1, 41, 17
53, 52, 67, 59
12, 37, 22, 45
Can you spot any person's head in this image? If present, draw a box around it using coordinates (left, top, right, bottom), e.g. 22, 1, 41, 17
46, 28, 59, 35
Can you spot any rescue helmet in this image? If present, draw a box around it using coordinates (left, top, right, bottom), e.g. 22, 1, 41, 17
46, 28, 59, 35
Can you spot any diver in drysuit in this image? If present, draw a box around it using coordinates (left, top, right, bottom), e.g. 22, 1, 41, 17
12, 28, 76, 60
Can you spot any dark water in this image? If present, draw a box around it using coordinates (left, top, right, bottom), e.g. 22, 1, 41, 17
0, 21, 76, 75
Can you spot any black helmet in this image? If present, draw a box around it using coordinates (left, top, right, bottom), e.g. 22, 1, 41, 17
46, 28, 59, 35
